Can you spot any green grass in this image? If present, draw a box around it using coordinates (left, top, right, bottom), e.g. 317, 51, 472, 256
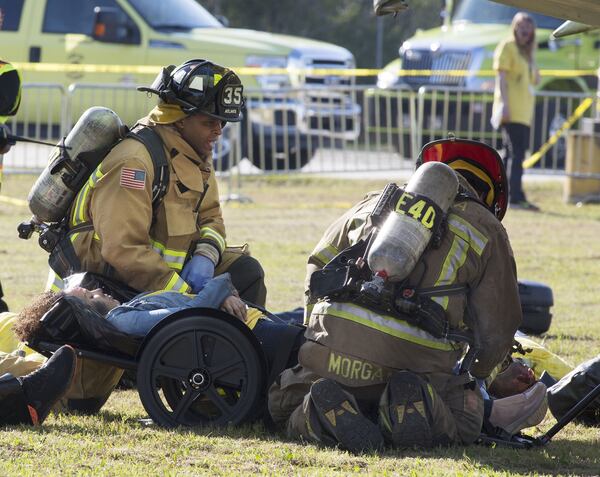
1, 174, 600, 475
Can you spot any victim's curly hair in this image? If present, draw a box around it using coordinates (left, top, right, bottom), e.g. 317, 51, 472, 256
12, 291, 65, 342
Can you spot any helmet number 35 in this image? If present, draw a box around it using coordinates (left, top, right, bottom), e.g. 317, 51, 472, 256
222, 85, 243, 106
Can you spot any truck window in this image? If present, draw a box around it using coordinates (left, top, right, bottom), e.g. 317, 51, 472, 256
42, 0, 131, 34
453, 0, 562, 30
128, 0, 222, 31
0, 0, 24, 31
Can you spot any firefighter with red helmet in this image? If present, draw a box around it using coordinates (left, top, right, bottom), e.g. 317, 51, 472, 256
268, 137, 524, 452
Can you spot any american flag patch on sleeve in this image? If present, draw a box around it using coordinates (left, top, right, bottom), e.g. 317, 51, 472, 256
120, 168, 146, 190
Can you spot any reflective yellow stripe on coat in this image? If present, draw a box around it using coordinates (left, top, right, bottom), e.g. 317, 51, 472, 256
150, 239, 187, 271
199, 226, 226, 254
313, 243, 340, 267
164, 272, 189, 293
314, 300, 456, 351
431, 214, 489, 309
71, 165, 105, 226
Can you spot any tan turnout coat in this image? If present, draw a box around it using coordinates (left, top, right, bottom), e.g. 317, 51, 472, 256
302, 177, 522, 383
65, 115, 226, 293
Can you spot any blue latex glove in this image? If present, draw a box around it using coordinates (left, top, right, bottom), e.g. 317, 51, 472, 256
180, 255, 215, 293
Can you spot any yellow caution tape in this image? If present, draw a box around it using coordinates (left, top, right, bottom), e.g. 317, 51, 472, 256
524, 97, 593, 169
226, 201, 354, 209
11, 62, 598, 78
0, 195, 28, 207
12, 62, 162, 75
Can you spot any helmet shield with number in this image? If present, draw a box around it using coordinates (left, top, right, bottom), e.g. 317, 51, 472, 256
138, 59, 244, 123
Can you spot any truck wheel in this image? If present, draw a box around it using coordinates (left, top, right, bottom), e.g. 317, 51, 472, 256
244, 130, 314, 171
137, 315, 264, 428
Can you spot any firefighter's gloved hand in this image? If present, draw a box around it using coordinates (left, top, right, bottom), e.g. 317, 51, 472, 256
181, 255, 215, 293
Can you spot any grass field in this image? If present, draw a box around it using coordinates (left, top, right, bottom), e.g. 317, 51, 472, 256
0, 173, 599, 475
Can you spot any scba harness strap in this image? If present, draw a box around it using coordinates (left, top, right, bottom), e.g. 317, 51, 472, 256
309, 240, 471, 345
46, 127, 170, 278
309, 183, 475, 349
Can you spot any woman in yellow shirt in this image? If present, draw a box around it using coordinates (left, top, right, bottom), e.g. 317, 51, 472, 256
492, 12, 540, 211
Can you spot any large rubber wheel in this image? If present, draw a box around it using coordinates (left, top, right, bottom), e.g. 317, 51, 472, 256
136, 315, 264, 428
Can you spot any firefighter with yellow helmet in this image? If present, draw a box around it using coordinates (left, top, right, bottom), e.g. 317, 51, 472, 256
268, 138, 525, 452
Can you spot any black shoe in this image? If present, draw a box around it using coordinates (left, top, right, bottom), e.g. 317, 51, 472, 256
20, 345, 77, 424
509, 201, 540, 211
310, 378, 383, 454
382, 371, 433, 448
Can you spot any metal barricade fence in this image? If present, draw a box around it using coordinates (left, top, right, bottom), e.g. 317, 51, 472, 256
3, 82, 243, 200
243, 85, 413, 175
3, 83, 66, 172
415, 85, 594, 173
3, 82, 596, 180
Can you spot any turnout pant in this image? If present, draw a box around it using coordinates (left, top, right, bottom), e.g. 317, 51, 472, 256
501, 122, 530, 204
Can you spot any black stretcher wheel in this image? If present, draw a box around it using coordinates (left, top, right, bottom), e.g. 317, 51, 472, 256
136, 315, 263, 428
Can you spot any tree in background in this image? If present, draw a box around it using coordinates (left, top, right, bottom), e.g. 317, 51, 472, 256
200, 0, 445, 71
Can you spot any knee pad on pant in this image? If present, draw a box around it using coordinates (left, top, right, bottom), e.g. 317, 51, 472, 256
226, 255, 267, 306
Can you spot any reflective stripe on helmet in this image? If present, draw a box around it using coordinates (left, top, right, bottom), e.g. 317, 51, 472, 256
446, 158, 495, 207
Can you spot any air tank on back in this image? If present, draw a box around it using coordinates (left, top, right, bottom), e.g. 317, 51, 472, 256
367, 161, 459, 281
27, 107, 126, 223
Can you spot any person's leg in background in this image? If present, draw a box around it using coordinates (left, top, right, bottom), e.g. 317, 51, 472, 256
502, 123, 537, 209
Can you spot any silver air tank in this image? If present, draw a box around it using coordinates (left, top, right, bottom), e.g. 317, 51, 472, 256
367, 161, 459, 281
28, 107, 125, 223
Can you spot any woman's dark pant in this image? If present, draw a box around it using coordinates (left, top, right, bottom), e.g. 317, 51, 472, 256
501, 123, 530, 204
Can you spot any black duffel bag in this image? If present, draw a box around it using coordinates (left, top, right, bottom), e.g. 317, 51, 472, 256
548, 354, 600, 426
